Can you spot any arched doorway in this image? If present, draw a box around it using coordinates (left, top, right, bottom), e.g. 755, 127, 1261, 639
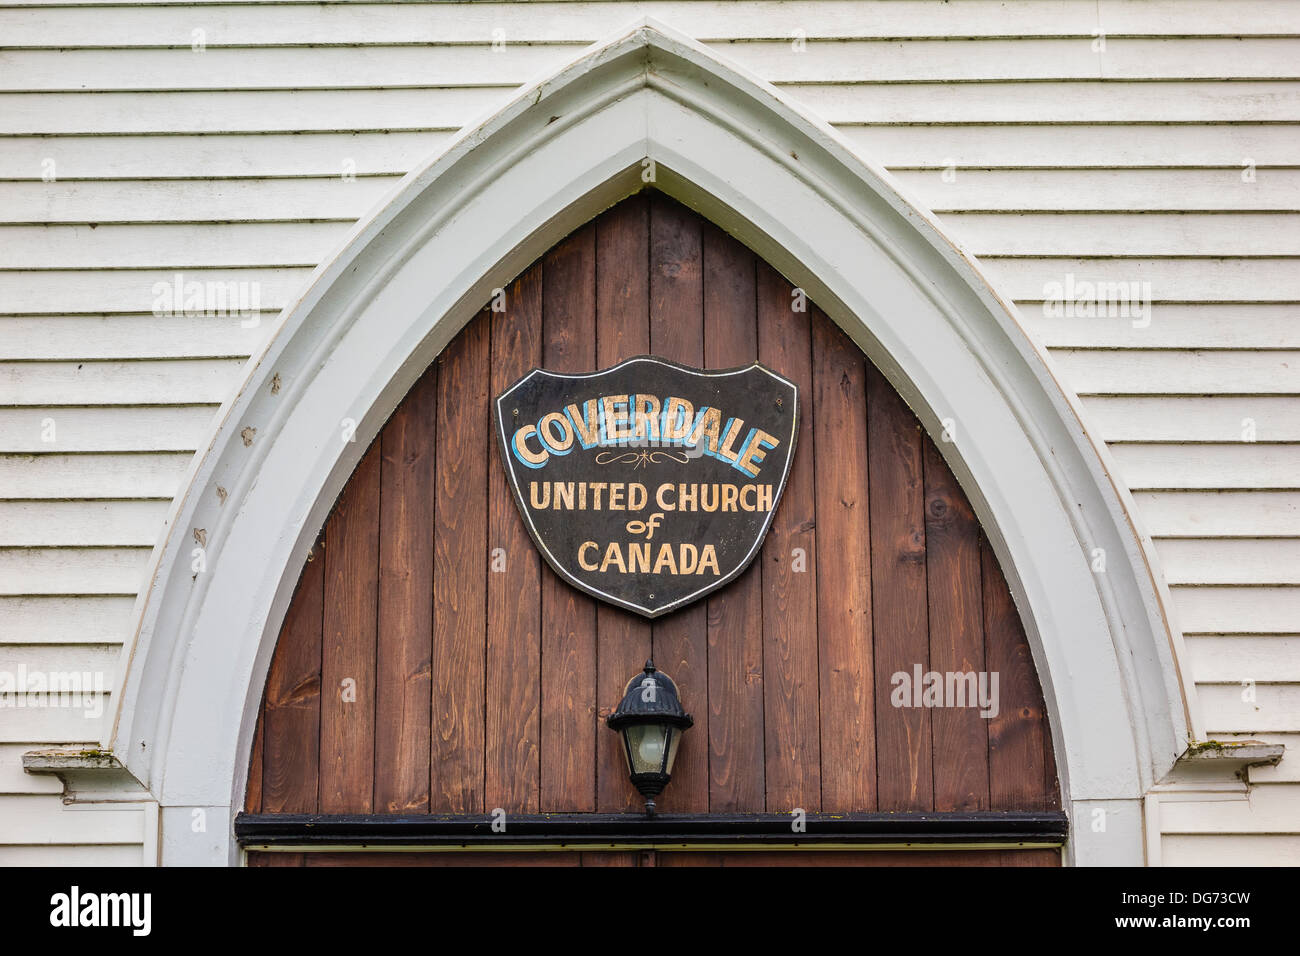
112, 21, 1188, 866
240, 193, 1061, 866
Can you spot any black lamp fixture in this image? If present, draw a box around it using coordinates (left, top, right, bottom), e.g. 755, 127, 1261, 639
606, 660, 693, 818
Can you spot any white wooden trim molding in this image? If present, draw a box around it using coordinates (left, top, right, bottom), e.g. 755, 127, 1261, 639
109, 18, 1195, 866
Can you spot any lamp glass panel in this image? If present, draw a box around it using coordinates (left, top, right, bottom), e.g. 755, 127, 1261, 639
625, 723, 671, 775
665, 727, 683, 775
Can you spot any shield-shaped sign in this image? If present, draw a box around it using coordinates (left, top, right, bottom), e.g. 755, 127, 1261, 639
494, 356, 798, 618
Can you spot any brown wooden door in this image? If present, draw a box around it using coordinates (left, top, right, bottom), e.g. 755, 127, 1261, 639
243, 192, 1059, 862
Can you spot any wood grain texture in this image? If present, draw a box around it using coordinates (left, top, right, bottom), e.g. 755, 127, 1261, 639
244, 708, 264, 814
756, 259, 821, 812
867, 364, 933, 812
249, 193, 1059, 833
593, 195, 653, 814
812, 311, 874, 812
702, 221, 765, 812
432, 317, 489, 813
540, 224, 599, 812
983, 535, 1059, 810
647, 193, 710, 813
262, 534, 323, 813
321, 442, 380, 813
376, 370, 435, 814
924, 441, 990, 812
486, 265, 543, 814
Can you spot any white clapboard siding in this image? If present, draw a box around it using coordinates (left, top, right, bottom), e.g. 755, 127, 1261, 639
9, 1, 1300, 46
0, 453, 193, 498
0, 316, 273, 360
0, 699, 111, 742
0, 88, 508, 135
985, 258, 1300, 303
896, 170, 1300, 213
0, 223, 350, 269
0, 178, 400, 224
841, 125, 1300, 168
1159, 788, 1300, 835
1171, 586, 1300, 635
1110, 445, 1300, 490
1133, 492, 1300, 537
1184, 636, 1300, 683
1154, 539, 1300, 586
1082, 398, 1300, 443
0, 408, 215, 452
1050, 350, 1300, 396
7, 40, 1300, 93
0, 596, 137, 644
787, 81, 1300, 124
1161, 835, 1300, 866
0, 743, 65, 794
0, 360, 248, 406
947, 213, 1300, 257
0, 133, 452, 180
0, 844, 144, 865
0, 501, 170, 547
1196, 684, 1300, 734
0, 643, 120, 679
0, 269, 311, 315
0, 547, 152, 595
1024, 306, 1300, 349
0, 798, 142, 844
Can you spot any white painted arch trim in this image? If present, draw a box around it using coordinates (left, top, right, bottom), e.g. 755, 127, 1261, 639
111, 19, 1194, 866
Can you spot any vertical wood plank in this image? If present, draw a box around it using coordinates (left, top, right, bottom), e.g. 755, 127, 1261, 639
648, 194, 709, 813
983, 535, 1058, 809
924, 441, 990, 811
485, 266, 543, 813
376, 368, 436, 814
811, 312, 875, 812
262, 533, 323, 813
594, 196, 654, 813
539, 224, 600, 812
756, 260, 820, 812
432, 319, 489, 813
246, 852, 304, 867
244, 707, 264, 813
320, 443, 380, 813
867, 365, 933, 811
701, 221, 765, 812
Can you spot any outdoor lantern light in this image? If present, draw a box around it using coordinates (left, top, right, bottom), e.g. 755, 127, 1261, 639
606, 660, 693, 818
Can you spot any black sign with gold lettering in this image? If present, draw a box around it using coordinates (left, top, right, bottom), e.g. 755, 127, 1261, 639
495, 356, 798, 618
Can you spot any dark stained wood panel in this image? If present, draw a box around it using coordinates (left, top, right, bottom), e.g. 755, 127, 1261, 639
262, 534, 323, 813
593, 196, 653, 814
432, 317, 489, 813
757, 260, 821, 813
540, 225, 600, 812
867, 364, 933, 812
376, 372, 435, 814
924, 440, 991, 812
320, 443, 380, 814
812, 311, 875, 812
701, 220, 765, 812
248, 192, 1059, 850
647, 194, 710, 814
485, 266, 544, 814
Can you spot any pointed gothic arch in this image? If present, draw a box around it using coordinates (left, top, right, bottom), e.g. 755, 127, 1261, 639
110, 19, 1193, 865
